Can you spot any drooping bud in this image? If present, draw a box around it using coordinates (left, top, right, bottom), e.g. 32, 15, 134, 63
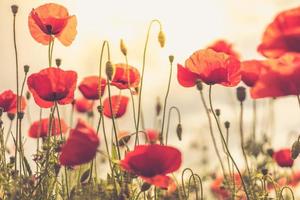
105, 61, 114, 81
195, 79, 203, 91
169, 55, 174, 64
55, 58, 62, 67
117, 131, 131, 146
224, 121, 230, 129
11, 5, 18, 15
155, 97, 161, 116
292, 140, 300, 160
236, 86, 246, 102
176, 123, 182, 141
24, 65, 30, 73
120, 39, 127, 56
141, 182, 151, 192
215, 109, 221, 117
158, 30, 165, 48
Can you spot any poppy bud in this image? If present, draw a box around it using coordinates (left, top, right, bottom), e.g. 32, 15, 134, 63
155, 97, 161, 116
118, 131, 131, 146
261, 168, 268, 176
55, 58, 62, 67
215, 109, 221, 117
267, 148, 274, 157
195, 79, 203, 91
176, 123, 182, 141
24, 65, 30, 73
169, 55, 174, 64
97, 105, 103, 113
224, 121, 230, 129
292, 140, 300, 160
105, 61, 114, 81
120, 39, 127, 56
0, 108, 3, 117
17, 112, 24, 119
7, 113, 15, 121
26, 91, 31, 100
11, 5, 18, 15
158, 30, 165, 48
141, 182, 151, 192
236, 86, 246, 102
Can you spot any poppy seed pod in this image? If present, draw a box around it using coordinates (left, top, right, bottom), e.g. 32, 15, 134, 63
292, 140, 300, 160
224, 121, 230, 129
55, 58, 62, 67
7, 113, 15, 121
120, 39, 127, 56
11, 5, 18, 15
105, 61, 114, 81
195, 79, 203, 91
158, 30, 165, 48
17, 112, 24, 119
236, 86, 246, 102
169, 55, 174, 64
215, 109, 221, 117
24, 65, 30, 73
176, 123, 182, 141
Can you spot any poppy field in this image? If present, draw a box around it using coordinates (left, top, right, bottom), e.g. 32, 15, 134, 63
1, 1, 300, 200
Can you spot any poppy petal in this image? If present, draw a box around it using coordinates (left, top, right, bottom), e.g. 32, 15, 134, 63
103, 95, 129, 118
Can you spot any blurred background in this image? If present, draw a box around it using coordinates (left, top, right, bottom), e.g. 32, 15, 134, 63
1, 0, 300, 193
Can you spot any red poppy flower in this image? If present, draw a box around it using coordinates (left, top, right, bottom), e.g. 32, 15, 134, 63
111, 63, 140, 90
27, 67, 77, 108
207, 40, 240, 59
241, 60, 268, 87
59, 119, 100, 166
103, 95, 129, 118
28, 118, 68, 138
74, 98, 94, 113
178, 49, 241, 87
0, 90, 26, 113
145, 129, 159, 144
250, 53, 300, 98
289, 171, 300, 187
78, 76, 106, 100
258, 7, 300, 58
28, 3, 77, 46
273, 148, 294, 167
121, 144, 181, 189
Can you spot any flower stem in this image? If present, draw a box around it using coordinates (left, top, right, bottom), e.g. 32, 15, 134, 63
208, 85, 250, 199
135, 19, 162, 146
165, 106, 181, 145
160, 57, 173, 144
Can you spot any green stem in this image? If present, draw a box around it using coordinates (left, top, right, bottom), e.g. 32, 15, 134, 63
160, 58, 173, 144
165, 106, 181, 145
135, 19, 162, 146
208, 85, 250, 199
252, 100, 257, 141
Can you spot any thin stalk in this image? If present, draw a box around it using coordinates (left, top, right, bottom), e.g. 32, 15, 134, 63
252, 100, 257, 141
208, 85, 250, 199
160, 58, 173, 144
199, 90, 226, 177
4, 119, 13, 146
135, 19, 162, 146
165, 106, 181, 145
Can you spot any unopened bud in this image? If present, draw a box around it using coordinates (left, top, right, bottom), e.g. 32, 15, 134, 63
97, 105, 103, 113
224, 121, 230, 129
292, 140, 300, 160
158, 30, 165, 48
120, 39, 127, 56
0, 108, 3, 117
215, 109, 221, 117
266, 148, 274, 157
236, 86, 246, 102
155, 97, 161, 116
141, 182, 151, 192
26, 91, 31, 100
176, 123, 182, 141
169, 55, 174, 64
105, 61, 114, 81
261, 168, 268, 176
11, 5, 18, 15
118, 131, 131, 146
196, 79, 203, 91
7, 113, 15, 121
55, 58, 62, 67
24, 65, 30, 73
